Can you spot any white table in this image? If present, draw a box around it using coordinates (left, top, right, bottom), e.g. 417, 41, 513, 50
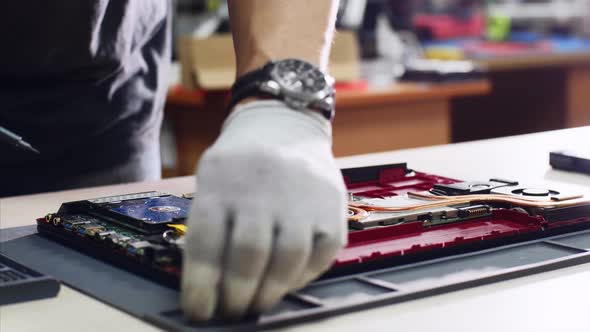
2, 127, 590, 332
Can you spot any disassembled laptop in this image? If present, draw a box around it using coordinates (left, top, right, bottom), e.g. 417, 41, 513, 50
36, 163, 590, 284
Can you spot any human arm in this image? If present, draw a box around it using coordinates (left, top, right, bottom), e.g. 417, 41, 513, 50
181, 0, 346, 321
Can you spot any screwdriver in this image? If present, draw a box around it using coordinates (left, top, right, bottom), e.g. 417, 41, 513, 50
0, 126, 40, 154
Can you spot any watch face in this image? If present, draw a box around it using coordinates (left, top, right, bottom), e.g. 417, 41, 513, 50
271, 59, 331, 98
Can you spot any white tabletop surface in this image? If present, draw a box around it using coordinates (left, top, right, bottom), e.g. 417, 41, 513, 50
2, 127, 590, 332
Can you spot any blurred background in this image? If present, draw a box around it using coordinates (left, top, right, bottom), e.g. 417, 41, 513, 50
162, 0, 590, 177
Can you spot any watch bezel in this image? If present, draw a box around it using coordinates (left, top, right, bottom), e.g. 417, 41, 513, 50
267, 59, 335, 110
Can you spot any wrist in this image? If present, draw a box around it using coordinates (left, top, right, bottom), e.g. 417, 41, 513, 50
237, 53, 323, 79
235, 52, 272, 79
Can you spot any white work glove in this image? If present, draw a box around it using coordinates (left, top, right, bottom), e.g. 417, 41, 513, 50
181, 100, 348, 321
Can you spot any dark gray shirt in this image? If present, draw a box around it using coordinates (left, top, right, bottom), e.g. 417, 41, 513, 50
0, 1, 171, 196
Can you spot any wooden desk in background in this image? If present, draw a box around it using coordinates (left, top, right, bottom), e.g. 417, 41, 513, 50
164, 80, 491, 177
452, 52, 590, 143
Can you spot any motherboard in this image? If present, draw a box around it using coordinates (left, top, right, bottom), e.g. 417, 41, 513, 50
36, 163, 590, 287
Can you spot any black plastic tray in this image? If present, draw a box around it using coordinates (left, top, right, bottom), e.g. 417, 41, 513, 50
0, 252, 60, 305
3, 225, 590, 331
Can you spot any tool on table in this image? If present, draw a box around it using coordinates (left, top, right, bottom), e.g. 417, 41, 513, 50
0, 126, 40, 154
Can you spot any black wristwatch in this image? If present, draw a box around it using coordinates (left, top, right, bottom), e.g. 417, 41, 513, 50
227, 59, 336, 120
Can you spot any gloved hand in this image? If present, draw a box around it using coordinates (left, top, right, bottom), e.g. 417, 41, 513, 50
181, 100, 348, 321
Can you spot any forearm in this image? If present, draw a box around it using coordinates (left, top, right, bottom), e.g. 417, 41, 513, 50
228, 0, 340, 77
